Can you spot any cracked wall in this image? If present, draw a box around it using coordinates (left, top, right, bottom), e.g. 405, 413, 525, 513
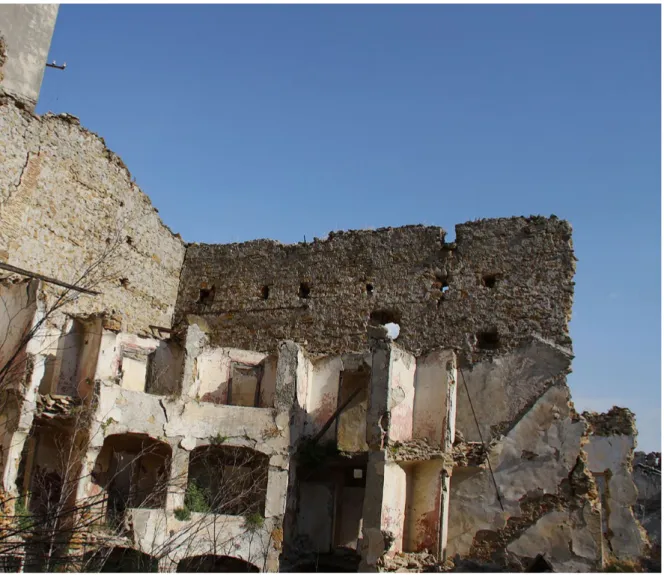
71, 324, 293, 572
0, 56, 650, 572
447, 340, 603, 572
584, 408, 650, 560
633, 451, 661, 547
0, 97, 186, 335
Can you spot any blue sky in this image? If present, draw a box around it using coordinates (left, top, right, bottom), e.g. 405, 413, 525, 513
38, 5, 661, 451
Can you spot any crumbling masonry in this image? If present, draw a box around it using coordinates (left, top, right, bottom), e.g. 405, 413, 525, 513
0, 9, 659, 573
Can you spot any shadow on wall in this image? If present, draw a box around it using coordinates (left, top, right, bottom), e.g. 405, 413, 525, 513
92, 433, 172, 527
176, 554, 259, 572
83, 547, 158, 572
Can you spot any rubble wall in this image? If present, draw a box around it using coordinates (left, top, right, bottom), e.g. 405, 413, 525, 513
175, 217, 575, 356
0, 97, 186, 335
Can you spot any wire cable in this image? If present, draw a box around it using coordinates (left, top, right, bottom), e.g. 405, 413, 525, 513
459, 366, 504, 511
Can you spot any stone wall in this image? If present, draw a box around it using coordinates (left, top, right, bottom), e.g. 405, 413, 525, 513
0, 97, 186, 334
175, 216, 575, 356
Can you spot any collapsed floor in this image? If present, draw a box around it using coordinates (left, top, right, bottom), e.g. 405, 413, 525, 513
0, 93, 659, 573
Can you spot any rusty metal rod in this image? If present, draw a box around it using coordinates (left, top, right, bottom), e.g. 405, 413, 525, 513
0, 262, 100, 295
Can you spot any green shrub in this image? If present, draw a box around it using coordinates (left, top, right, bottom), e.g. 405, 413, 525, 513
14, 497, 34, 531
183, 481, 211, 514
174, 507, 191, 521
210, 433, 227, 446
243, 512, 264, 532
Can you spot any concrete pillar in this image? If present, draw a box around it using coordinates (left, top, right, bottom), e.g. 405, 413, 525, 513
440, 468, 452, 561
440, 353, 457, 560
73, 445, 106, 527
359, 451, 408, 571
166, 445, 189, 511
275, 340, 309, 552
178, 324, 208, 400
366, 337, 416, 449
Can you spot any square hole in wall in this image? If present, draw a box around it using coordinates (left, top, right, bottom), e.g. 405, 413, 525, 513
299, 282, 311, 299
198, 286, 215, 304
482, 274, 500, 288
476, 329, 500, 350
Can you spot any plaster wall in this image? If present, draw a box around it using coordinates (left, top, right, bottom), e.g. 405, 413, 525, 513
0, 5, 58, 108
633, 452, 661, 546
455, 337, 573, 442
304, 355, 342, 441
403, 460, 444, 554
585, 434, 648, 559
193, 347, 275, 407
337, 367, 370, 452
388, 347, 415, 443
381, 461, 408, 554
127, 508, 279, 571
0, 280, 37, 394
447, 379, 600, 571
413, 349, 454, 446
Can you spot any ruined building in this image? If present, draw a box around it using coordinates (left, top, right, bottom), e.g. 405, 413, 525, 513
0, 6, 658, 573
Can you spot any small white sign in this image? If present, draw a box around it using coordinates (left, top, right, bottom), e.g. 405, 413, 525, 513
353, 468, 363, 479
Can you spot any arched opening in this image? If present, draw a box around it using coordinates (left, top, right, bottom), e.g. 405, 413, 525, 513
83, 547, 158, 572
184, 445, 268, 516
176, 555, 259, 572
93, 434, 171, 526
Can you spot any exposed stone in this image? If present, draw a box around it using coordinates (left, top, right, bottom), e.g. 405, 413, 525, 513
452, 441, 490, 468
0, 25, 652, 572
583, 407, 638, 437
175, 218, 575, 357
0, 98, 186, 336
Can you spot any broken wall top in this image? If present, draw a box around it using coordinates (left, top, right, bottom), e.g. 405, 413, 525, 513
0, 97, 186, 335
583, 407, 637, 437
175, 216, 575, 355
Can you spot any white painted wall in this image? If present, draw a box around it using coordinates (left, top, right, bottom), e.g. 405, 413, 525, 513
414, 349, 454, 446
304, 356, 342, 441
389, 347, 415, 442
